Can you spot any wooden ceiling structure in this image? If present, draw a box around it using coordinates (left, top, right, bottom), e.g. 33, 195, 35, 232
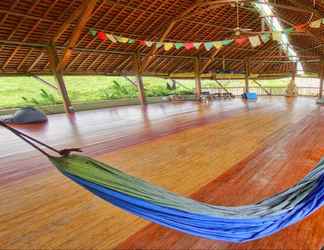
0, 0, 324, 112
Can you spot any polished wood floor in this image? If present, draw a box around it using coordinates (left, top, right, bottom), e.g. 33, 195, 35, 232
0, 97, 323, 249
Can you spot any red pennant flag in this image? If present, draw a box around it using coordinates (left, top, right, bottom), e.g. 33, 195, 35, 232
185, 42, 194, 50
97, 31, 107, 42
294, 24, 307, 32
235, 37, 248, 46
139, 40, 146, 46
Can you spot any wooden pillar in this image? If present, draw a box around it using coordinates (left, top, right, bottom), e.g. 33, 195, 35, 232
286, 62, 298, 97
194, 57, 201, 99
48, 45, 73, 113
319, 58, 324, 99
244, 60, 250, 93
133, 53, 146, 105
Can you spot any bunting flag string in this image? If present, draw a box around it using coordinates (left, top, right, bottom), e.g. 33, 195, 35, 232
89, 18, 324, 51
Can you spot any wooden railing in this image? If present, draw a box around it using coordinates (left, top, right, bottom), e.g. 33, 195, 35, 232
201, 86, 321, 97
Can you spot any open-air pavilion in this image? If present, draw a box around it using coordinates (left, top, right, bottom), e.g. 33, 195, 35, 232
0, 0, 323, 249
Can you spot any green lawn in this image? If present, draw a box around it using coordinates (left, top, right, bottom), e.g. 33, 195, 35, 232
0, 76, 290, 109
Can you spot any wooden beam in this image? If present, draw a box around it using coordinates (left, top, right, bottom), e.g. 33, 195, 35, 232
319, 58, 324, 99
57, 0, 97, 71
27, 52, 44, 72
141, 2, 207, 71
194, 57, 202, 99
253, 79, 271, 96
48, 45, 73, 113
30, 74, 58, 91
52, 6, 84, 43
200, 48, 221, 73
123, 76, 138, 88
245, 60, 250, 93
133, 53, 146, 105
213, 79, 231, 94
284, 0, 322, 18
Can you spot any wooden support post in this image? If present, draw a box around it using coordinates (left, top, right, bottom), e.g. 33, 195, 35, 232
319, 58, 324, 99
244, 60, 250, 93
286, 62, 298, 97
194, 57, 202, 99
133, 54, 146, 105
48, 45, 73, 113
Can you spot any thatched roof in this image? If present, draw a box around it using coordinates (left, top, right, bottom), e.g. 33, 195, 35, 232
0, 0, 323, 77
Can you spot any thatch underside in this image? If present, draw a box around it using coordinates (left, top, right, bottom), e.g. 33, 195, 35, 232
0, 0, 323, 77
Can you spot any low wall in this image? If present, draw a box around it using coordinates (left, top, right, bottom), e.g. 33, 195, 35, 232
0, 95, 196, 116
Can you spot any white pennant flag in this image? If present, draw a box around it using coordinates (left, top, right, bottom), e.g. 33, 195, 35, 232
107, 34, 117, 43
310, 19, 321, 28
248, 36, 261, 47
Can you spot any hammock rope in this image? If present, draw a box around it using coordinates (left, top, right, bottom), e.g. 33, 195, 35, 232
1, 121, 323, 243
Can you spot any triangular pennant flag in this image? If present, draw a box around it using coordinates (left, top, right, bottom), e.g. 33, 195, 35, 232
213, 41, 223, 49
139, 40, 146, 46
283, 28, 294, 34
175, 43, 184, 49
272, 32, 282, 41
310, 19, 321, 28
89, 28, 97, 37
248, 36, 261, 48
185, 42, 194, 50
97, 31, 107, 42
204, 42, 213, 51
235, 37, 248, 46
145, 41, 153, 47
156, 42, 163, 48
193, 42, 201, 49
128, 39, 135, 44
294, 24, 307, 32
164, 43, 174, 51
107, 34, 117, 43
261, 33, 270, 43
221, 39, 233, 46
115, 36, 129, 43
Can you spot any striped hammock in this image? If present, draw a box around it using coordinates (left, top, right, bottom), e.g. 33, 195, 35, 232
1, 121, 323, 243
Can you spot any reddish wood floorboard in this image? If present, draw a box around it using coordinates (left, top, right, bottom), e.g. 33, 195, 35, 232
1, 97, 323, 249
0, 98, 272, 186
116, 103, 324, 250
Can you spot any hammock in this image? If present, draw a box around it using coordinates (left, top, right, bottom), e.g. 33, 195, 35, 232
1, 121, 323, 243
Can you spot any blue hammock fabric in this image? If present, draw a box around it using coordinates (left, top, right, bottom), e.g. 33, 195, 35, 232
1, 120, 323, 243
49, 155, 324, 243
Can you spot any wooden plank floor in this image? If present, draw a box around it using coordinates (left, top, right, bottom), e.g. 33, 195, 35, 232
0, 97, 323, 249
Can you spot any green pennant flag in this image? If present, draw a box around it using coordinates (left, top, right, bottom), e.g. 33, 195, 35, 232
221, 39, 233, 46
89, 28, 97, 37
193, 42, 201, 49
175, 43, 184, 49
261, 33, 270, 43
128, 39, 135, 44
156, 42, 163, 48
204, 42, 214, 51
283, 28, 294, 34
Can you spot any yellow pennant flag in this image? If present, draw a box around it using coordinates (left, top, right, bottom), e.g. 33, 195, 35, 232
164, 43, 174, 51
116, 36, 129, 43
213, 41, 223, 49
310, 19, 321, 28
272, 32, 281, 41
